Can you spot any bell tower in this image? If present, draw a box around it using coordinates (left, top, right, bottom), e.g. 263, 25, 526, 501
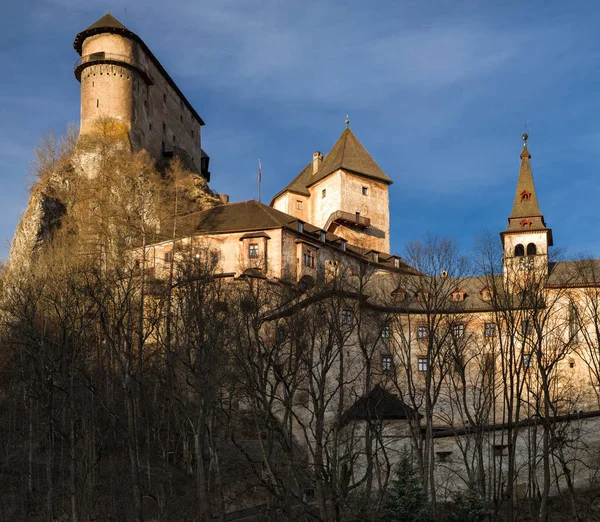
500, 133, 553, 280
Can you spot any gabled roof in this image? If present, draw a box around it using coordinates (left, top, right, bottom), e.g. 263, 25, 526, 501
272, 128, 392, 203
176, 200, 297, 236
341, 385, 421, 426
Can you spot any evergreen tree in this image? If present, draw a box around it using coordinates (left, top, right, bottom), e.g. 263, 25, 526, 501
448, 482, 488, 522
382, 450, 433, 522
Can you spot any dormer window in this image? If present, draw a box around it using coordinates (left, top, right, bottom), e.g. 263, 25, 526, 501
371, 252, 378, 262
248, 244, 259, 258
480, 288, 493, 301
298, 222, 304, 233
452, 291, 466, 302
520, 219, 532, 228
319, 231, 326, 242
340, 240, 347, 251
394, 258, 400, 268
520, 190, 531, 202
296, 200, 303, 210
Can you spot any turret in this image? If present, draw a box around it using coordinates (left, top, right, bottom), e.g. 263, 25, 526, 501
73, 13, 210, 179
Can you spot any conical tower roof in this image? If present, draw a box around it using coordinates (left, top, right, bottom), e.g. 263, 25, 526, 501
503, 134, 552, 243
508, 135, 542, 219
74, 13, 135, 54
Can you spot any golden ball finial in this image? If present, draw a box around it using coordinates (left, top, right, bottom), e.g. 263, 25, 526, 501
522, 133, 528, 143
345, 113, 350, 129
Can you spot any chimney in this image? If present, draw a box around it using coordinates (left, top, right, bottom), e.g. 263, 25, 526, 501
312, 151, 322, 174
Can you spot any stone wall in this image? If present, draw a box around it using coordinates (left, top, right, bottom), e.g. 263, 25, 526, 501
79, 33, 203, 173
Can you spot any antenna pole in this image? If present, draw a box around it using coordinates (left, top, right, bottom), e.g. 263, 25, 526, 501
257, 160, 262, 203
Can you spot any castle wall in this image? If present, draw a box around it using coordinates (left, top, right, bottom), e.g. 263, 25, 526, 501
309, 172, 343, 230
272, 192, 310, 222
341, 172, 390, 252
79, 33, 203, 172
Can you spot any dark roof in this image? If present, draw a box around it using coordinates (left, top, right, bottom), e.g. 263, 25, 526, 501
73, 13, 205, 126
341, 385, 421, 425
272, 128, 392, 203
312, 128, 392, 186
176, 200, 296, 236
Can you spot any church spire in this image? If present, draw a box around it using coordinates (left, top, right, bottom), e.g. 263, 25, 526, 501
501, 133, 553, 268
505, 133, 550, 237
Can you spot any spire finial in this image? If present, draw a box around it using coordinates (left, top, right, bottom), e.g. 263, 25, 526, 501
522, 132, 528, 145
107, 6, 111, 14
345, 113, 350, 129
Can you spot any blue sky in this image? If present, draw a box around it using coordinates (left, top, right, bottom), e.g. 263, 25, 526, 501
2, 0, 600, 261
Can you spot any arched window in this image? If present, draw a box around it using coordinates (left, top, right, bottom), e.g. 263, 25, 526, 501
514, 244, 525, 257
527, 243, 536, 256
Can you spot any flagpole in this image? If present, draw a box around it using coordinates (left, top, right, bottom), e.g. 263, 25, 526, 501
258, 159, 262, 203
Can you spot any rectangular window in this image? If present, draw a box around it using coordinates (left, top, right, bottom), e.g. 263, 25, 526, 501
149, 122, 152, 131
163, 93, 167, 104
298, 222, 304, 233
164, 251, 173, 263
569, 305, 579, 343
342, 308, 352, 325
162, 122, 166, 132
521, 320, 533, 337
319, 231, 326, 242
210, 251, 219, 265
382, 355, 393, 372
322, 189, 326, 198
418, 357, 428, 372
248, 244, 259, 259
493, 445, 509, 457
417, 325, 428, 340
523, 353, 532, 368
296, 200, 303, 210
382, 325, 391, 338
484, 322, 496, 338
394, 258, 400, 268
303, 250, 316, 268
362, 186, 368, 196
452, 323, 465, 339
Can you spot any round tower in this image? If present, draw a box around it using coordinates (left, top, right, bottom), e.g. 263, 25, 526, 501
74, 14, 152, 138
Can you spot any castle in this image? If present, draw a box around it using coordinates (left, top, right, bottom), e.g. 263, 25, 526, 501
9, 12, 600, 519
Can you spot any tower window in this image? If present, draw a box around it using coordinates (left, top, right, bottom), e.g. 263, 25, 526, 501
322, 189, 326, 198
149, 123, 152, 131
96, 99, 99, 107
520, 219, 532, 228
296, 200, 303, 210
180, 115, 183, 123
362, 186, 368, 196
514, 244, 525, 257
520, 190, 531, 202
163, 93, 167, 104
162, 122, 166, 133
248, 244, 259, 258
527, 243, 536, 256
